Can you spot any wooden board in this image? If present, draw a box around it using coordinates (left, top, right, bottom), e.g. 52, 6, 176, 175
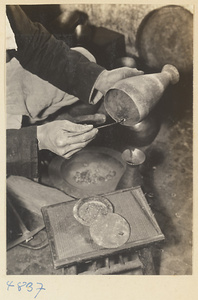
136, 5, 193, 73
7, 176, 74, 218
42, 187, 164, 269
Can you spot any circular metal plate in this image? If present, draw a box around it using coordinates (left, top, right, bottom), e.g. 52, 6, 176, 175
89, 213, 131, 249
73, 196, 114, 226
48, 147, 126, 198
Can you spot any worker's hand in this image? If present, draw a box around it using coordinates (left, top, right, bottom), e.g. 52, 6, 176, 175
37, 120, 98, 159
95, 67, 144, 95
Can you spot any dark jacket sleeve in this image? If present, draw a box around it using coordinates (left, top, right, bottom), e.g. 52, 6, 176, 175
6, 5, 105, 103
7, 126, 38, 179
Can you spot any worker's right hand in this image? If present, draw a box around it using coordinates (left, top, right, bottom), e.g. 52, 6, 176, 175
95, 67, 144, 95
37, 120, 98, 159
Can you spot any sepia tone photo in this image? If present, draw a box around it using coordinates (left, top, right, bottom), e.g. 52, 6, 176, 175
6, 3, 193, 277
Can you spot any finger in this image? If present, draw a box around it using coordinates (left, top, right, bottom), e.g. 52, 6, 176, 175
108, 68, 144, 85
63, 148, 82, 159
119, 67, 144, 78
66, 126, 97, 137
67, 128, 98, 144
63, 137, 96, 159
130, 69, 144, 76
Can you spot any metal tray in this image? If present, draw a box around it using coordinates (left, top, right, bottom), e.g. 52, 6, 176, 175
42, 187, 165, 269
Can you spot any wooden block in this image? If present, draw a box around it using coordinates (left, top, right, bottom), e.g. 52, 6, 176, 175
7, 175, 74, 217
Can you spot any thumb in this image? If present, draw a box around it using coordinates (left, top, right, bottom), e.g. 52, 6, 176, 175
117, 67, 144, 79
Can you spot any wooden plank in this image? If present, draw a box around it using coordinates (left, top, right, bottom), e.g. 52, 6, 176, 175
63, 265, 77, 275
138, 247, 156, 275
80, 256, 143, 275
7, 175, 74, 217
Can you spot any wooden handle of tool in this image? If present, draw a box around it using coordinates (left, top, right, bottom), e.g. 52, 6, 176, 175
73, 113, 106, 125
7, 176, 74, 217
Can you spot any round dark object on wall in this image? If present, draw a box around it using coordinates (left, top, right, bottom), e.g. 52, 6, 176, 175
136, 5, 193, 73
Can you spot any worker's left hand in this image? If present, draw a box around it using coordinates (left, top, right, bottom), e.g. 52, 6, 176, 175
37, 120, 98, 159
95, 67, 144, 95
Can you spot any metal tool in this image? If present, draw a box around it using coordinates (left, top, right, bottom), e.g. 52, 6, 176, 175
7, 199, 45, 250
97, 119, 125, 129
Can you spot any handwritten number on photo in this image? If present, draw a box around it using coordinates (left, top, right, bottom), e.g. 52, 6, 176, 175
6, 281, 46, 298
35, 282, 46, 298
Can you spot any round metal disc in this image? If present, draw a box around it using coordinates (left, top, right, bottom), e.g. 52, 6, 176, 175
73, 196, 114, 226
89, 213, 131, 248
